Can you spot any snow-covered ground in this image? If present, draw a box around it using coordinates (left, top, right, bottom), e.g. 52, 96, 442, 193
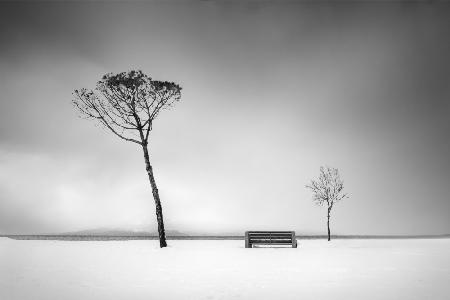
1, 238, 449, 300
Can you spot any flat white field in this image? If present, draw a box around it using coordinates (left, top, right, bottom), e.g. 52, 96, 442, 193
1, 238, 449, 300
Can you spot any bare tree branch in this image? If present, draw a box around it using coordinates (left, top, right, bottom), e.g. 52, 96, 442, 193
73, 71, 181, 146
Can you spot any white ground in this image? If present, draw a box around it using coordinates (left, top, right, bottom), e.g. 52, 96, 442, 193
1, 238, 449, 300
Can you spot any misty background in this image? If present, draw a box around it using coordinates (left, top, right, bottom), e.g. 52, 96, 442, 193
0, 1, 449, 235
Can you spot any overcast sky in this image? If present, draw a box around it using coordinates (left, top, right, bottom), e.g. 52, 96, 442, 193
0, 1, 449, 235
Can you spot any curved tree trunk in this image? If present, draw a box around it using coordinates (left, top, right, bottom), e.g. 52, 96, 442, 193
141, 144, 167, 248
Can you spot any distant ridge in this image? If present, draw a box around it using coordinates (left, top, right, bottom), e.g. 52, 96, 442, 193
59, 229, 189, 237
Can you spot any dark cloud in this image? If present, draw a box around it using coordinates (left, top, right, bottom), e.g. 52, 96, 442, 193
0, 1, 449, 235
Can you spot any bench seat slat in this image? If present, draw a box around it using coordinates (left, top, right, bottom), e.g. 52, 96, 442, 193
252, 242, 292, 245
251, 241, 293, 244
250, 237, 292, 239
250, 239, 293, 242
249, 236, 292, 238
251, 241, 292, 243
248, 232, 292, 234
249, 237, 293, 240
248, 233, 292, 235
248, 235, 292, 237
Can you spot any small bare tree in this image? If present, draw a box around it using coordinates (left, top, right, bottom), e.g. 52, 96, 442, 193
306, 166, 348, 241
73, 70, 181, 248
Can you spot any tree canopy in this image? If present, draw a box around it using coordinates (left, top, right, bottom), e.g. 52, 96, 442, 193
73, 70, 181, 146
306, 166, 347, 209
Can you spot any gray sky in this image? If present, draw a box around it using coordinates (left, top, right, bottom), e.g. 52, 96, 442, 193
0, 1, 449, 235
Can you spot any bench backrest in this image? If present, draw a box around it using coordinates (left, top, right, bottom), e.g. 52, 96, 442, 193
245, 231, 297, 248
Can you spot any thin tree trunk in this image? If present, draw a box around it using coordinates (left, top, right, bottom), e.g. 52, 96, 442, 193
141, 144, 167, 248
327, 210, 331, 241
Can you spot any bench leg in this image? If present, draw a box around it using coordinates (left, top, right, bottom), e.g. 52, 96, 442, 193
245, 231, 250, 248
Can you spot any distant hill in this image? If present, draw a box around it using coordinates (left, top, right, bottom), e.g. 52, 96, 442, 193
60, 229, 189, 237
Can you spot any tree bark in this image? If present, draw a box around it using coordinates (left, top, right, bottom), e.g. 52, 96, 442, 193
141, 143, 167, 248
327, 209, 331, 241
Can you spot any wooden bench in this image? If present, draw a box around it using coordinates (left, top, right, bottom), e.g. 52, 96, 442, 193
245, 231, 297, 248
